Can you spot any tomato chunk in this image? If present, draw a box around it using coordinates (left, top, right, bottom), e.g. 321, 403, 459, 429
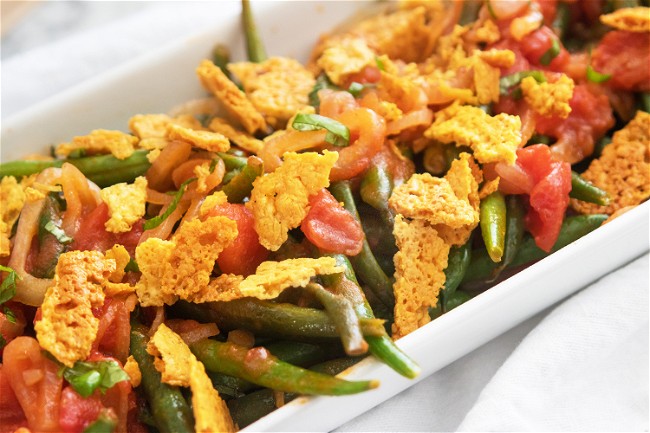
59, 387, 106, 433
592, 30, 650, 92
70, 203, 143, 256
520, 26, 570, 71
501, 144, 572, 252
204, 203, 268, 276
301, 188, 364, 256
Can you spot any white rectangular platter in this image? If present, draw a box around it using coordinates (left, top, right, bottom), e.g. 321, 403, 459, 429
2, 2, 648, 432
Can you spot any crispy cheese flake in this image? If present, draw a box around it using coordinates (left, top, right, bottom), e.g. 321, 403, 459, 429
239, 257, 344, 299
571, 111, 650, 215
229, 57, 316, 128
193, 161, 213, 193
124, 355, 142, 388
392, 215, 450, 339
135, 216, 238, 306
247, 150, 338, 251
600, 7, 650, 32
56, 129, 138, 160
148, 324, 235, 433
425, 104, 521, 165
129, 113, 202, 150
100, 176, 147, 233
199, 191, 229, 217
166, 123, 230, 153
0, 176, 26, 257
317, 37, 376, 86
521, 74, 575, 119
34, 251, 113, 367
196, 59, 267, 134
208, 117, 264, 154
104, 244, 131, 283
472, 19, 501, 44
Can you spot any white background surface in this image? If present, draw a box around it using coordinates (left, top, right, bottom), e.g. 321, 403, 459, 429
1, 2, 648, 431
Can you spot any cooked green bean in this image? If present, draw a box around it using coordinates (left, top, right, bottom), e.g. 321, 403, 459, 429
322, 253, 421, 379
329, 181, 395, 309
0, 150, 151, 187
217, 152, 248, 171
242, 0, 267, 62
480, 191, 507, 263
570, 171, 610, 206
490, 195, 525, 282
360, 164, 394, 224
440, 238, 472, 313
462, 214, 608, 284
305, 282, 367, 356
130, 324, 194, 433
222, 156, 264, 202
191, 338, 378, 395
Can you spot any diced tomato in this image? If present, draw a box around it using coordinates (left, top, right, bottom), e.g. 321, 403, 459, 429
203, 203, 268, 276
592, 30, 650, 92
536, 0, 558, 25
0, 303, 26, 357
2, 336, 63, 432
342, 65, 381, 89
70, 203, 144, 256
535, 84, 615, 163
301, 188, 364, 256
59, 387, 106, 433
498, 144, 571, 252
93, 297, 131, 363
520, 26, 570, 71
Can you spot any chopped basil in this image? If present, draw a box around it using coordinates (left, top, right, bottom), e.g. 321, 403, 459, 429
63, 360, 129, 398
347, 82, 365, 97
0, 265, 18, 305
292, 113, 350, 147
308, 74, 339, 108
374, 56, 385, 71
83, 410, 117, 433
3, 306, 16, 324
143, 178, 195, 231
43, 220, 73, 244
539, 38, 561, 66
124, 258, 140, 273
499, 70, 547, 96
586, 64, 611, 83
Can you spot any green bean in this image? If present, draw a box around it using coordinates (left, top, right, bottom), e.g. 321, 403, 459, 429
241, 0, 267, 63
480, 191, 507, 263
360, 164, 394, 224
430, 290, 473, 319
552, 1, 571, 40
462, 214, 608, 284
130, 324, 194, 433
490, 195, 525, 282
217, 152, 248, 171
570, 171, 610, 206
207, 370, 254, 399
305, 282, 367, 356
641, 92, 650, 113
322, 254, 421, 379
222, 156, 263, 203
0, 150, 151, 187
329, 181, 395, 309
212, 43, 234, 81
172, 299, 385, 341
191, 339, 378, 395
440, 238, 472, 313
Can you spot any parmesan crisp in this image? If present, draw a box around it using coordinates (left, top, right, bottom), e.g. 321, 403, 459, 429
56, 129, 138, 160
0, 176, 26, 257
100, 176, 148, 233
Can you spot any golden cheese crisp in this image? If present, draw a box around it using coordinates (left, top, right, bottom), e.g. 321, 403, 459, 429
199, 191, 229, 217
521, 74, 575, 119
229, 57, 316, 128
104, 244, 131, 283
166, 123, 230, 153
425, 104, 521, 165
239, 257, 344, 299
129, 113, 203, 150
247, 150, 338, 251
135, 216, 238, 306
600, 7, 650, 32
100, 176, 148, 233
208, 117, 264, 154
34, 251, 113, 367
148, 324, 235, 433
317, 37, 376, 86
56, 129, 138, 160
571, 111, 650, 215
0, 176, 26, 257
392, 215, 450, 339
124, 355, 142, 388
196, 59, 267, 134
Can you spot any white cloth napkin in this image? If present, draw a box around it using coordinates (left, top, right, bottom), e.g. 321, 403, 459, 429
2, 3, 648, 431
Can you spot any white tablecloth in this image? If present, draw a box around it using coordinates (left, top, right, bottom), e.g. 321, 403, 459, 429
2, 3, 648, 431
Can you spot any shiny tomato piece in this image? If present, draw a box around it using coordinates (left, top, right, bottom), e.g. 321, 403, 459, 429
0, 365, 28, 431
204, 203, 268, 276
520, 26, 570, 71
515, 145, 572, 252
70, 203, 143, 256
93, 297, 131, 363
59, 387, 106, 433
592, 30, 650, 92
301, 188, 364, 256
